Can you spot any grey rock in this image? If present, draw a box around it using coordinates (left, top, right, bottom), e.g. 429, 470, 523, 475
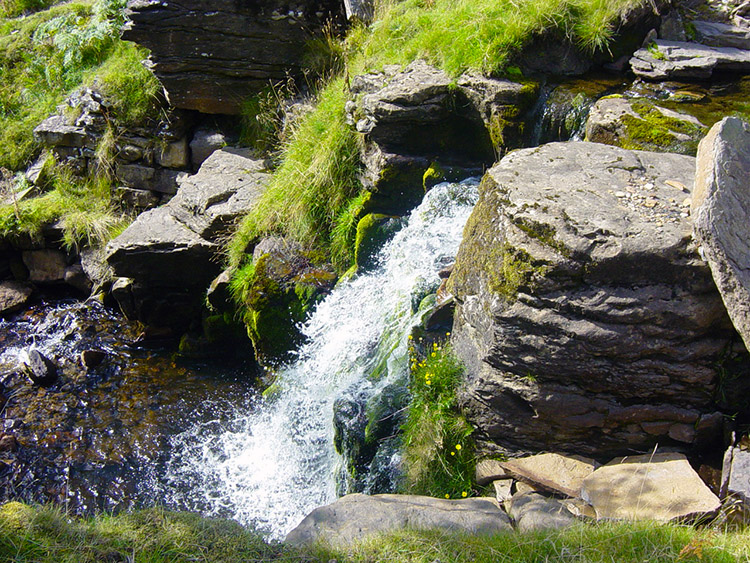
285, 494, 512, 548
123, 0, 345, 114
0, 281, 32, 315
111, 277, 136, 320
692, 117, 750, 352
476, 458, 509, 486
721, 445, 750, 518
64, 264, 92, 294
630, 40, 750, 80
509, 492, 578, 532
25, 349, 58, 387
660, 10, 687, 41
448, 142, 732, 458
115, 186, 160, 210
106, 149, 269, 326
585, 96, 706, 155
80, 247, 113, 291
344, 0, 373, 22
22, 249, 68, 283
80, 349, 107, 369
189, 128, 228, 171
500, 453, 597, 498
33, 115, 96, 149
694, 20, 750, 49
170, 148, 270, 240
493, 480, 514, 503
155, 138, 189, 169
581, 452, 721, 521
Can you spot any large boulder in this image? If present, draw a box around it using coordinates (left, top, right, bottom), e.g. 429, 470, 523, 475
106, 149, 270, 327
448, 141, 735, 459
692, 117, 750, 352
581, 452, 721, 521
285, 494, 512, 547
0, 282, 32, 316
122, 0, 345, 114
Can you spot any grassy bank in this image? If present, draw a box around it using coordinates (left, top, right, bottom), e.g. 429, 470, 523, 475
2, 501, 750, 562
0, 0, 160, 248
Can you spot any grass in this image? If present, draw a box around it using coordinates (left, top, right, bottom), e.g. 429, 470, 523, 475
0, 0, 58, 18
227, 76, 362, 273
0, 166, 129, 250
400, 338, 475, 498
3, 501, 750, 562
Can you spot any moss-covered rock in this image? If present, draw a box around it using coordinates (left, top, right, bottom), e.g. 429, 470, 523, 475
585, 96, 707, 155
235, 237, 337, 367
354, 213, 403, 271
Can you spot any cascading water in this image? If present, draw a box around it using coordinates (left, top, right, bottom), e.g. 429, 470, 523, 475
161, 179, 480, 539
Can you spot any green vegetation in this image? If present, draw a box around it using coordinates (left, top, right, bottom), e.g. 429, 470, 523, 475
619, 98, 707, 155
401, 338, 474, 498
227, 77, 363, 275
0, 0, 57, 19
4, 501, 750, 562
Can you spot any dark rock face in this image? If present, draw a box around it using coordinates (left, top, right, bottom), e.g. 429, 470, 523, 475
106, 148, 270, 327
122, 0, 345, 115
693, 117, 750, 353
448, 141, 737, 459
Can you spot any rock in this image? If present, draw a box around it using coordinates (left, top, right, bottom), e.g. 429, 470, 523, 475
721, 444, 750, 517
493, 479, 513, 503
115, 186, 160, 210
24, 350, 58, 387
692, 117, 750, 352
500, 453, 597, 498
106, 149, 270, 327
630, 40, 750, 80
476, 458, 509, 486
189, 127, 228, 171
79, 247, 113, 292
169, 148, 270, 240
693, 20, 750, 49
344, 0, 373, 22
111, 277, 136, 320
122, 0, 345, 114
80, 350, 106, 369
0, 282, 32, 316
0, 433, 18, 453
155, 138, 189, 169
33, 114, 96, 149
285, 494, 512, 548
206, 270, 233, 311
22, 250, 67, 283
509, 492, 578, 532
581, 452, 721, 521
64, 264, 91, 294
240, 236, 336, 366
354, 214, 403, 270
448, 142, 732, 458
659, 10, 687, 41
585, 96, 706, 155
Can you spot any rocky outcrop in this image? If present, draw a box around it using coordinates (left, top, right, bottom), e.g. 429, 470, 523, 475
448, 141, 736, 459
347, 61, 537, 213
692, 117, 750, 352
581, 452, 721, 521
585, 96, 706, 155
106, 148, 270, 327
33, 88, 192, 201
499, 453, 597, 498
721, 441, 750, 519
630, 40, 750, 80
285, 494, 512, 547
122, 0, 345, 115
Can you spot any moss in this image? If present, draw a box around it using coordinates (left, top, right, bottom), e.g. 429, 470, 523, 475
422, 161, 446, 190
490, 244, 549, 300
512, 217, 571, 257
0, 501, 33, 531
617, 99, 706, 155
354, 213, 401, 270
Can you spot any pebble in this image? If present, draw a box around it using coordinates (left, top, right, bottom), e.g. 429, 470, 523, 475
615, 191, 627, 198
682, 197, 692, 207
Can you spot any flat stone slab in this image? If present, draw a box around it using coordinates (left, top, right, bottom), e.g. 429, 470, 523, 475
692, 117, 750, 352
285, 494, 512, 548
476, 458, 508, 486
508, 492, 578, 532
630, 40, 750, 80
0, 281, 32, 315
581, 452, 720, 521
501, 453, 597, 498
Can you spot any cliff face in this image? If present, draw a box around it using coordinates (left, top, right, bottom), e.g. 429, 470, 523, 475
122, 0, 345, 114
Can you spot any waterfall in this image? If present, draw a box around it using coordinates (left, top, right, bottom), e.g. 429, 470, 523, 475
161, 179, 479, 539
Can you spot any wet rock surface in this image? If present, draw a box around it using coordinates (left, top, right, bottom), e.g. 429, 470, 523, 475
630, 40, 750, 80
0, 300, 255, 514
692, 116, 750, 352
285, 494, 512, 547
122, 0, 345, 114
448, 141, 738, 459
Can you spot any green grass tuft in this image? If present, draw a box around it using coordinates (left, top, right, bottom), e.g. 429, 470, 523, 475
228, 77, 362, 272
401, 338, 475, 498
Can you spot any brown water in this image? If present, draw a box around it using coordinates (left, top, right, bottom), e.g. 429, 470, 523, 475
0, 299, 257, 513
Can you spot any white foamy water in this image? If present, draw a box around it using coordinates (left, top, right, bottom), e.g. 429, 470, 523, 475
161, 179, 479, 539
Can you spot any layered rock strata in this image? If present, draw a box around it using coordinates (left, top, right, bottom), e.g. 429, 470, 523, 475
122, 0, 345, 114
448, 141, 736, 458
